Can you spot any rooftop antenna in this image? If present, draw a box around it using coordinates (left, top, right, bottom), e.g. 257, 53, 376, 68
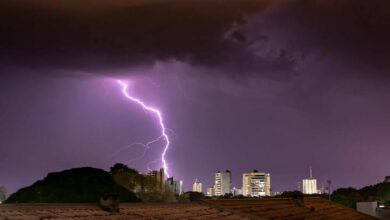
309, 166, 313, 179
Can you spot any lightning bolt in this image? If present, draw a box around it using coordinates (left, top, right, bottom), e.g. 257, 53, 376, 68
116, 80, 171, 177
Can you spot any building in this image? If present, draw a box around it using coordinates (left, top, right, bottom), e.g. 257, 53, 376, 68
242, 170, 271, 197
0, 187, 5, 203
214, 170, 231, 196
317, 183, 325, 194
232, 187, 243, 196
192, 179, 202, 193
206, 187, 215, 197
302, 167, 317, 194
165, 177, 183, 195
144, 168, 165, 192
357, 201, 378, 218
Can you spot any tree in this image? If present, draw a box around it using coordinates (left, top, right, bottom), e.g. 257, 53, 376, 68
110, 163, 142, 192
182, 191, 205, 201
331, 187, 362, 208
280, 191, 303, 198
331, 182, 390, 208
6, 167, 140, 203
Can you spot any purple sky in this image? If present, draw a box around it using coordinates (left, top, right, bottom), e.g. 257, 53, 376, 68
1, 0, 390, 194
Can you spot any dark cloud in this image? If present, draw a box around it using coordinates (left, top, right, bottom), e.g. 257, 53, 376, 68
0, 0, 269, 72
1, 0, 390, 194
1, 0, 390, 80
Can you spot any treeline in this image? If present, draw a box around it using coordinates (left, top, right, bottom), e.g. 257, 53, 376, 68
109, 163, 177, 202
332, 181, 390, 208
5, 167, 140, 203
5, 164, 189, 203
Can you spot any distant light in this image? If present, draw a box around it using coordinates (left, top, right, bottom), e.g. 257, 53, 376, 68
379, 205, 385, 208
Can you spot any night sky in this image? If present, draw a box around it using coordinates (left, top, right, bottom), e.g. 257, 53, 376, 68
1, 0, 390, 194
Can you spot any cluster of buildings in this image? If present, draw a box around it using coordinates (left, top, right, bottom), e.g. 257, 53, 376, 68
191, 167, 328, 197
193, 170, 272, 197
131, 168, 184, 195
141, 167, 326, 197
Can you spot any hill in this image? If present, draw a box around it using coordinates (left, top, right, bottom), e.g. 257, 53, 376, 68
6, 167, 140, 203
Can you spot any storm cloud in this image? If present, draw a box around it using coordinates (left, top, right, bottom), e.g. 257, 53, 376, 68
1, 0, 390, 194
1, 0, 389, 79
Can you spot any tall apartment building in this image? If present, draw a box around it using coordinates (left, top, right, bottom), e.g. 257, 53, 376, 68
302, 167, 317, 194
242, 170, 271, 197
165, 177, 183, 195
214, 170, 231, 196
192, 179, 202, 193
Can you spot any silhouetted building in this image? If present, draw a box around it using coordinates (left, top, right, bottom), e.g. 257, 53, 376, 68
192, 179, 202, 193
214, 170, 231, 196
242, 170, 271, 197
144, 168, 165, 192
302, 167, 317, 194
165, 177, 183, 195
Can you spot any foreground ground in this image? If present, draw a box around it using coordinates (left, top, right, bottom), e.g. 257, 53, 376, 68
0, 198, 377, 220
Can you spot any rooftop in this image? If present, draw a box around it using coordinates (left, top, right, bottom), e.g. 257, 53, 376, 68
0, 198, 377, 220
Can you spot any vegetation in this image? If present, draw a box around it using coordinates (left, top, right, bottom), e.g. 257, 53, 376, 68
332, 182, 390, 208
279, 191, 304, 198
180, 191, 204, 201
6, 167, 140, 203
110, 163, 177, 202
110, 163, 143, 192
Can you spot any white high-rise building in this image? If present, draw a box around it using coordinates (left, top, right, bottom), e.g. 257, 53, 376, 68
192, 179, 202, 193
214, 170, 231, 196
242, 170, 271, 197
302, 167, 317, 194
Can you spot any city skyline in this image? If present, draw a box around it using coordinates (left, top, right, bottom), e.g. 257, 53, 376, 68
1, 0, 390, 195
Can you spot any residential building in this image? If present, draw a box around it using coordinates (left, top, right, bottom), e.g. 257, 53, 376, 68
165, 177, 183, 195
302, 167, 317, 194
192, 179, 202, 193
214, 170, 231, 196
144, 168, 165, 192
242, 170, 271, 197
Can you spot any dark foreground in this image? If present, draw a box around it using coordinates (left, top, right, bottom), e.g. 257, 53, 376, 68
0, 198, 376, 220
